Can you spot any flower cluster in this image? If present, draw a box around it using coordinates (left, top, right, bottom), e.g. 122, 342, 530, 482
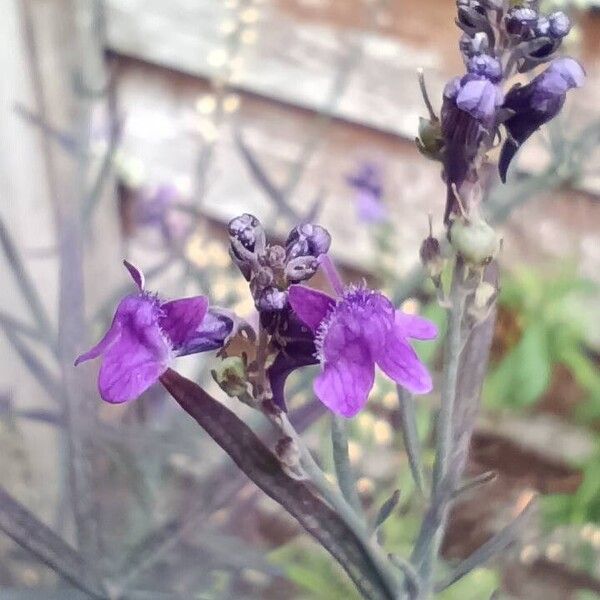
78, 215, 437, 418
421, 1, 585, 222
228, 213, 331, 311
75, 261, 236, 403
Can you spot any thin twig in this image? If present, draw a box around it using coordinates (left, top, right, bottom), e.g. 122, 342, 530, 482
0, 217, 57, 351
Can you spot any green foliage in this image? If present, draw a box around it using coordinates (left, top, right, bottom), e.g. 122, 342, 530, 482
483, 267, 599, 412
436, 567, 499, 600
270, 541, 361, 599
480, 267, 600, 534
543, 446, 600, 526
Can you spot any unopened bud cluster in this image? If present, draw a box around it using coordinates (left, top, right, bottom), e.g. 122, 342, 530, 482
228, 214, 331, 312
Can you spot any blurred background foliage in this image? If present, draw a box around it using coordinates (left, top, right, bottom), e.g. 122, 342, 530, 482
1, 0, 600, 598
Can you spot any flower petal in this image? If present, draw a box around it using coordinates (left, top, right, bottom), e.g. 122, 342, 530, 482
159, 296, 209, 354
457, 78, 498, 121
268, 339, 319, 410
547, 57, 585, 88
98, 330, 169, 403
74, 318, 122, 366
95, 295, 172, 403
394, 311, 438, 340
176, 308, 235, 355
314, 342, 375, 418
375, 327, 433, 394
123, 260, 145, 291
288, 285, 335, 332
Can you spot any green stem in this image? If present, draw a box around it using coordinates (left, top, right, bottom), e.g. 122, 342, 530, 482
277, 413, 400, 598
331, 414, 363, 515
410, 259, 468, 593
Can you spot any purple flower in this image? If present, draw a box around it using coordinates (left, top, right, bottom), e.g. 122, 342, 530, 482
75, 261, 232, 403
499, 57, 585, 181
441, 61, 503, 221
288, 284, 437, 418
346, 163, 387, 224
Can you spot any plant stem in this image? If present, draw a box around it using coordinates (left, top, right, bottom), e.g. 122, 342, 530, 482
331, 414, 363, 515
277, 413, 400, 598
410, 259, 469, 593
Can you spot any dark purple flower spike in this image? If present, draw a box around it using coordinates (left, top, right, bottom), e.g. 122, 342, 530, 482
499, 57, 585, 182
441, 55, 503, 221
75, 261, 231, 403
288, 284, 437, 418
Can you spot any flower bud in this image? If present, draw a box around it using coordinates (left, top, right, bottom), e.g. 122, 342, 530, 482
505, 7, 538, 37
228, 213, 265, 254
211, 356, 248, 399
457, 0, 487, 31
415, 117, 444, 161
420, 235, 444, 279
459, 32, 490, 60
548, 12, 571, 38
467, 55, 502, 83
286, 224, 331, 260
450, 217, 498, 265
535, 16, 550, 36
285, 255, 319, 283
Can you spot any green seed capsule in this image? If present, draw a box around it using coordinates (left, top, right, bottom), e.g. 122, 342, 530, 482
450, 218, 498, 265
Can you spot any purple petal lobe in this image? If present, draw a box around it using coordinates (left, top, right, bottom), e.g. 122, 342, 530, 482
96, 295, 172, 403
74, 318, 122, 366
98, 333, 169, 404
314, 342, 375, 418
394, 311, 438, 340
123, 260, 145, 291
457, 79, 497, 121
159, 296, 209, 354
288, 285, 335, 332
177, 309, 235, 355
375, 327, 433, 394
547, 57, 585, 89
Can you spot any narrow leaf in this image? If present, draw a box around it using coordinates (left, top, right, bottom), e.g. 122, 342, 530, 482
0, 310, 48, 345
0, 323, 63, 404
452, 471, 497, 499
14, 103, 78, 153
388, 554, 421, 599
331, 414, 362, 514
434, 497, 536, 592
372, 489, 400, 531
234, 129, 300, 221
0, 217, 56, 347
0, 486, 105, 598
160, 368, 395, 600
396, 385, 424, 493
